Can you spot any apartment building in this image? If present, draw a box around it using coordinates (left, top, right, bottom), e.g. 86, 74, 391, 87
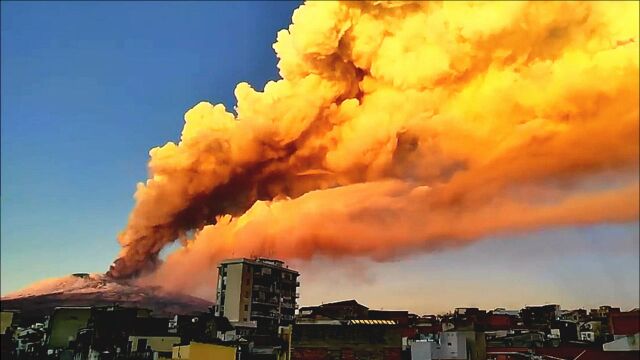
214, 258, 299, 333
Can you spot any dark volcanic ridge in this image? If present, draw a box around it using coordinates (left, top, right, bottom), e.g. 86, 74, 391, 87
0, 273, 212, 318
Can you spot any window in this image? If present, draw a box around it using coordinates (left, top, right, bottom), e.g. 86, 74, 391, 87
244, 304, 249, 311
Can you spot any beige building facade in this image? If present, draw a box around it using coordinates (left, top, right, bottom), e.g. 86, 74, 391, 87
215, 258, 299, 333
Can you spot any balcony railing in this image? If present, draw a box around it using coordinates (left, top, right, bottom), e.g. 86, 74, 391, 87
251, 311, 278, 319
253, 285, 271, 292
252, 299, 279, 306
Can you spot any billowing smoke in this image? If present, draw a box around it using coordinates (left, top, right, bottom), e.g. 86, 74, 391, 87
109, 1, 639, 293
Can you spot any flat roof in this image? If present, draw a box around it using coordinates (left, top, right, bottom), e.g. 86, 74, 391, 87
219, 258, 299, 274
53, 306, 92, 310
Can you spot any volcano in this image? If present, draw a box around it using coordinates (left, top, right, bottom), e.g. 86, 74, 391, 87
0, 273, 212, 318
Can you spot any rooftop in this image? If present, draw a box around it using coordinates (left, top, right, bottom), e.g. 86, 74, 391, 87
218, 258, 299, 274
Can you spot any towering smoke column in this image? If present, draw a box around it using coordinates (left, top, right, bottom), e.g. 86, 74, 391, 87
109, 1, 639, 292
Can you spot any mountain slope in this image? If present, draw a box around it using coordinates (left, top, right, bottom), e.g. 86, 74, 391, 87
1, 273, 213, 318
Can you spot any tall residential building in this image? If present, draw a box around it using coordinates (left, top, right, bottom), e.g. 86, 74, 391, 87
214, 258, 299, 333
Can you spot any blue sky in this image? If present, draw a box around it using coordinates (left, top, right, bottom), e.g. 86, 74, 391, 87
1, 1, 638, 312
1, 1, 300, 293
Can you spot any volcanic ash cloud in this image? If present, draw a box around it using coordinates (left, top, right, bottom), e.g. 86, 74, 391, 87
109, 1, 639, 293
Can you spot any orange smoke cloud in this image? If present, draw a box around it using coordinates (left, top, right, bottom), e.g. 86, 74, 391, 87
110, 1, 639, 290
142, 180, 638, 292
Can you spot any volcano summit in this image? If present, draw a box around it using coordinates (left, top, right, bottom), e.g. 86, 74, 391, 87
0, 273, 212, 318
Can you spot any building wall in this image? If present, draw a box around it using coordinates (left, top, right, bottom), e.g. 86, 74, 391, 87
172, 342, 236, 360
1, 312, 14, 335
580, 321, 602, 342
292, 348, 401, 360
603, 333, 640, 351
173, 344, 191, 359
410, 341, 434, 360
222, 263, 244, 322
128, 335, 181, 352
292, 324, 402, 360
456, 331, 487, 360
240, 264, 252, 322
580, 331, 595, 342
440, 332, 467, 359
48, 308, 91, 349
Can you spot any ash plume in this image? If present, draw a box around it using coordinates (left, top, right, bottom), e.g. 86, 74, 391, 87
109, 1, 639, 293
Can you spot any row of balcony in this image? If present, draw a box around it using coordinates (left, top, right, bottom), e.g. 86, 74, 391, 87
252, 285, 300, 293
251, 311, 279, 319
280, 294, 300, 301
249, 312, 296, 322
281, 277, 301, 286
252, 297, 299, 308
252, 299, 279, 306
252, 285, 276, 293
253, 287, 299, 297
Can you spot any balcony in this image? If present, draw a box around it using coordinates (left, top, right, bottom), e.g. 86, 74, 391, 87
253, 268, 273, 277
252, 299, 279, 307
295, 293, 300, 298
253, 285, 271, 292
251, 311, 278, 319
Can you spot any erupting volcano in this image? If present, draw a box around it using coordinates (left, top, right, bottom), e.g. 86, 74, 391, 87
5, 1, 639, 301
